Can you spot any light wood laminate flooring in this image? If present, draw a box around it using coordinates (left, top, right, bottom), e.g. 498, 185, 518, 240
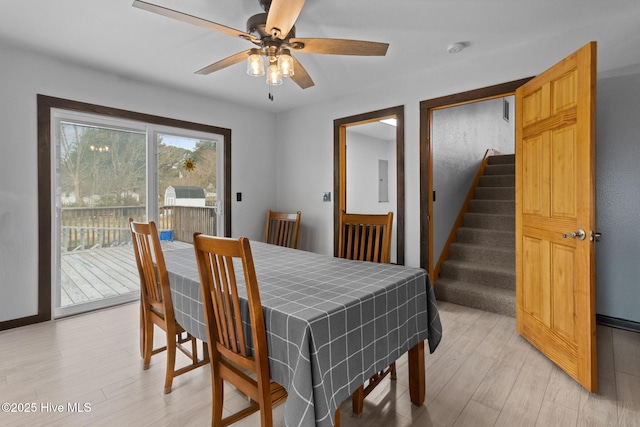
1, 301, 638, 426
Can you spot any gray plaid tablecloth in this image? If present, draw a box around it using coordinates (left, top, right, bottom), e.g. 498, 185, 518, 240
165, 241, 442, 427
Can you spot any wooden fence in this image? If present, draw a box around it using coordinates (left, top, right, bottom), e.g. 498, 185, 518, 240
61, 205, 217, 251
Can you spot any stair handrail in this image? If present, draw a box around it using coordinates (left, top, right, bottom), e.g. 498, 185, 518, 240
433, 149, 500, 281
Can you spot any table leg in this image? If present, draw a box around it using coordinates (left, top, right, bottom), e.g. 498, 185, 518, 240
351, 385, 364, 415
408, 341, 425, 405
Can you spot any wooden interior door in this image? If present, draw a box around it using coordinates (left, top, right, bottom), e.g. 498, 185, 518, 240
515, 42, 597, 392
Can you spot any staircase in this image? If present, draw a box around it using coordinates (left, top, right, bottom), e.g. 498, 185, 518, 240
434, 154, 516, 317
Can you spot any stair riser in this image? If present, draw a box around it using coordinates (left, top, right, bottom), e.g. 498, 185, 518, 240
479, 175, 515, 187
449, 245, 515, 269
434, 281, 515, 317
469, 200, 515, 214
483, 164, 515, 175
487, 154, 515, 165
456, 228, 515, 248
463, 213, 515, 231
474, 187, 515, 200
441, 262, 515, 290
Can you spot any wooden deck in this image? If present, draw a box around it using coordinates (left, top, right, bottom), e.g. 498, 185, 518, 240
60, 240, 192, 308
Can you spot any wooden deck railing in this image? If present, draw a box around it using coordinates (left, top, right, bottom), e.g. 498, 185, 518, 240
61, 205, 217, 251
171, 206, 217, 243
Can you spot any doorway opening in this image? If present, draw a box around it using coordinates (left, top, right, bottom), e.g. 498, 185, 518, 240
419, 78, 531, 275
334, 106, 405, 264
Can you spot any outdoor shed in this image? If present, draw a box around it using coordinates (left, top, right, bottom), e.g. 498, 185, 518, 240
164, 186, 205, 207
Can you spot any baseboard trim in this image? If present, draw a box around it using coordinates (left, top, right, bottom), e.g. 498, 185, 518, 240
597, 314, 640, 333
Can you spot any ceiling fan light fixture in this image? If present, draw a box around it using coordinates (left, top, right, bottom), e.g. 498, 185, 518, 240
266, 62, 283, 85
278, 49, 295, 77
133, 0, 388, 92
247, 49, 265, 76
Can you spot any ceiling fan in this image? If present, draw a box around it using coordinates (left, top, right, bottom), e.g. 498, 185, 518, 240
132, 0, 389, 90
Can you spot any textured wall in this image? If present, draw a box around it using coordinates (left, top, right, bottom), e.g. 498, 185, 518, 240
595, 72, 640, 323
431, 96, 515, 263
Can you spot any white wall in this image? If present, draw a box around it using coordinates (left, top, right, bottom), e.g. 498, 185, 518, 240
0, 41, 277, 322
345, 131, 397, 262
345, 132, 396, 215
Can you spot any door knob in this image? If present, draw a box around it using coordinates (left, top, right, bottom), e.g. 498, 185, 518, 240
562, 229, 586, 240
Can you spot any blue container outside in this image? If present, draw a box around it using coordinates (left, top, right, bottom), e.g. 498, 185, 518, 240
159, 230, 174, 241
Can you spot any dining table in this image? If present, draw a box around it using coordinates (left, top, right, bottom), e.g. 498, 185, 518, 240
164, 240, 442, 427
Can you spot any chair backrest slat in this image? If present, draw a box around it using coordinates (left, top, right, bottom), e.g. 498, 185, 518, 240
222, 254, 246, 356
207, 252, 227, 348
211, 252, 232, 351
338, 211, 394, 264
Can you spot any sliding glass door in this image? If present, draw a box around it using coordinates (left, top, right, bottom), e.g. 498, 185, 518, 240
52, 110, 225, 317
154, 131, 224, 242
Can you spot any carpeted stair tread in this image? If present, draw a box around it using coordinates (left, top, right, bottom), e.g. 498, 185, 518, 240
434, 278, 515, 317
474, 187, 515, 200
469, 199, 515, 214
483, 164, 515, 175
456, 227, 515, 247
449, 242, 515, 269
463, 212, 515, 231
487, 154, 515, 165
479, 174, 515, 187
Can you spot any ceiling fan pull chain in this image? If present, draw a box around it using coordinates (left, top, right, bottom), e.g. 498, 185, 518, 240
268, 86, 275, 101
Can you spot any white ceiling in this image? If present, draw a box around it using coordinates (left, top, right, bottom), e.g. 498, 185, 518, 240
2, 0, 640, 113
348, 121, 397, 142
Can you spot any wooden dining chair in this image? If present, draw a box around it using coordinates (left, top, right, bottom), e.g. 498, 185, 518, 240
264, 210, 301, 249
338, 211, 393, 264
338, 210, 395, 415
193, 234, 288, 427
129, 218, 208, 394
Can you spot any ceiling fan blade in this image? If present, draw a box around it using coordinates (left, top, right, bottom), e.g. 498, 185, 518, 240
265, 0, 306, 39
133, 0, 257, 42
290, 38, 389, 56
195, 50, 253, 75
290, 55, 314, 89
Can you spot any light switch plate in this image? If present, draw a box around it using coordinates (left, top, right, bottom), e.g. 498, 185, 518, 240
323, 192, 331, 202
